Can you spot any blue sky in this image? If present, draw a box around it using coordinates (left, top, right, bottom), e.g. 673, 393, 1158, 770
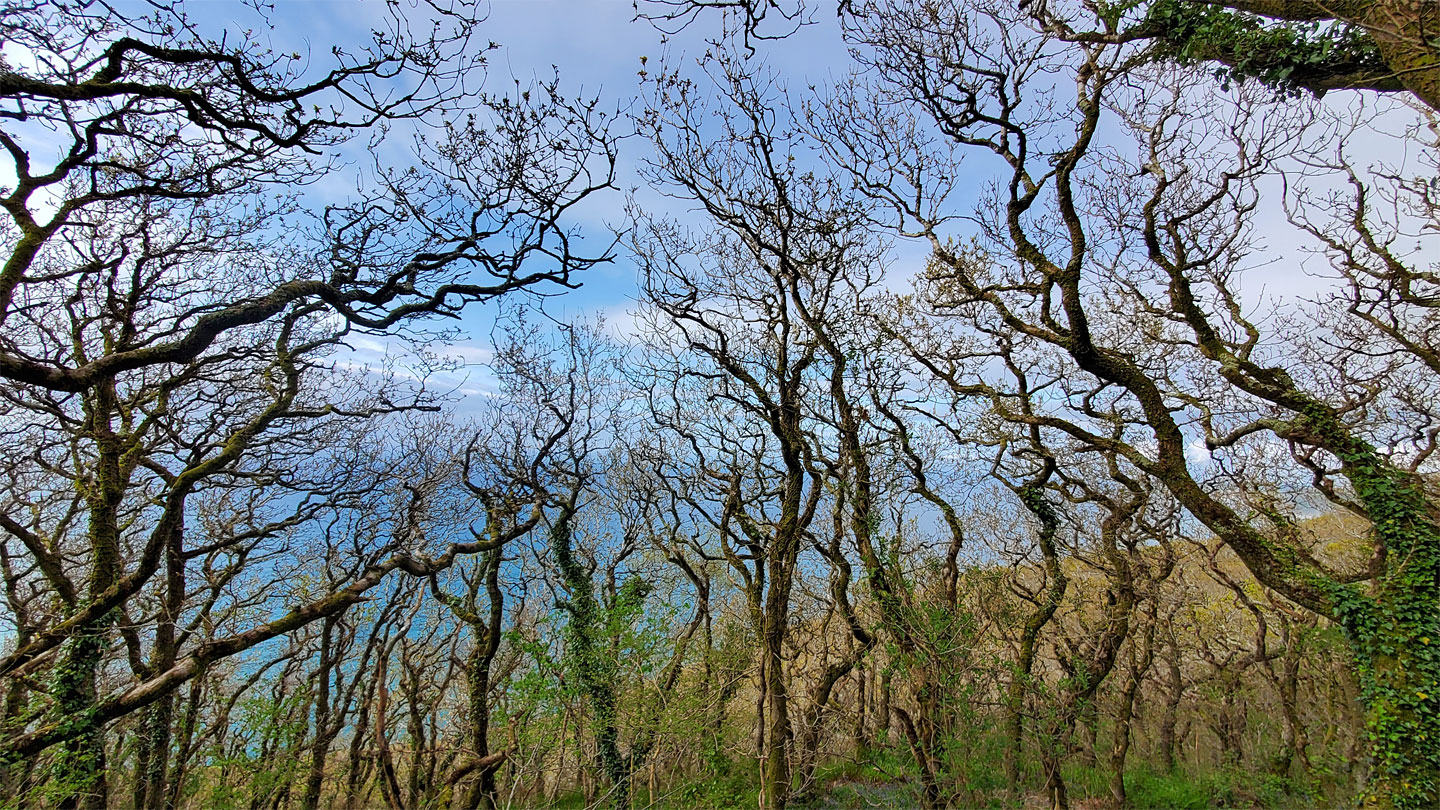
81, 1, 1436, 406
171, 0, 873, 399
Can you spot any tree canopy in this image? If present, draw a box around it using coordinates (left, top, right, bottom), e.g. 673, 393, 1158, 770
2, 2, 1438, 810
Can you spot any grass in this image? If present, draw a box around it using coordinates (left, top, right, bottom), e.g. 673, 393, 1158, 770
546, 747, 1337, 809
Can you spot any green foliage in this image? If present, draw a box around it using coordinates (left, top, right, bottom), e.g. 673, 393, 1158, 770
875, 565, 997, 804
659, 769, 758, 809
40, 630, 108, 807
1038, 762, 1311, 810
1209, 768, 1304, 809
546, 789, 594, 810
809, 748, 937, 809
1296, 404, 1440, 809
1145, 0, 1385, 96
644, 743, 1335, 810
944, 724, 1011, 802
186, 685, 312, 809
1125, 766, 1211, 810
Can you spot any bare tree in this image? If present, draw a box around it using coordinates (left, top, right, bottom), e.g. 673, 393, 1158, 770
811, 1, 1440, 804
632, 50, 885, 807
0, 3, 615, 804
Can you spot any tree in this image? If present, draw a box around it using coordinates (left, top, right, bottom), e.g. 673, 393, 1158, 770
816, 1, 1440, 805
0, 3, 615, 805
636, 0, 1440, 111
1132, 1, 1440, 110
632, 50, 886, 808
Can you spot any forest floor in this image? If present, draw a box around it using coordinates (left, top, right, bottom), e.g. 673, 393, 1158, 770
808, 782, 1113, 810
809, 780, 911, 808
632, 767, 1340, 810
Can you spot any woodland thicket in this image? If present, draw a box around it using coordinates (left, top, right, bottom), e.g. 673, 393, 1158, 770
3, 2, 1440, 809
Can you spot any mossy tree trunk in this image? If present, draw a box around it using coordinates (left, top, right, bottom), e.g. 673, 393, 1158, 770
1005, 477, 1067, 799
1331, 461, 1440, 809
1110, 609, 1159, 808
49, 380, 131, 810
550, 504, 641, 809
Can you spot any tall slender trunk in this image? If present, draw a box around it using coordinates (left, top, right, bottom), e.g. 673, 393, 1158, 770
52, 387, 126, 810
0, 640, 34, 798
374, 655, 404, 810
463, 653, 496, 810
1263, 618, 1310, 781
1006, 478, 1066, 797
343, 676, 376, 810
1211, 675, 1244, 768
702, 611, 728, 775
878, 670, 891, 745
467, 548, 507, 810
165, 673, 205, 810
550, 506, 634, 809
49, 631, 108, 810
53, 379, 174, 810
1109, 675, 1141, 808
1156, 651, 1183, 772
1042, 761, 1070, 810
301, 615, 340, 810
134, 511, 186, 810
1110, 619, 1157, 808
894, 702, 942, 809
852, 660, 868, 757
759, 603, 791, 810
403, 651, 429, 808
131, 697, 175, 810
1075, 699, 1099, 768
0, 546, 35, 799
793, 645, 864, 800
757, 408, 808, 810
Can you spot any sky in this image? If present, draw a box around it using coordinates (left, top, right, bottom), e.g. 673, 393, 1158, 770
28, 1, 1435, 405
179, 0, 871, 399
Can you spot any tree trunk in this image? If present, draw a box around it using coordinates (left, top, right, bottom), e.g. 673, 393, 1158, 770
878, 669, 891, 745
1042, 751, 1070, 810
760, 613, 791, 810
462, 657, 497, 810
1363, 0, 1440, 111
52, 416, 127, 810
49, 627, 109, 810
1109, 678, 1140, 808
166, 674, 205, 810
550, 508, 635, 809
1075, 699, 1099, 769
1110, 627, 1156, 809
894, 703, 943, 810
1270, 629, 1308, 780
1006, 479, 1067, 796
301, 615, 340, 810
1157, 653, 1184, 772
852, 661, 868, 758
793, 648, 863, 801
